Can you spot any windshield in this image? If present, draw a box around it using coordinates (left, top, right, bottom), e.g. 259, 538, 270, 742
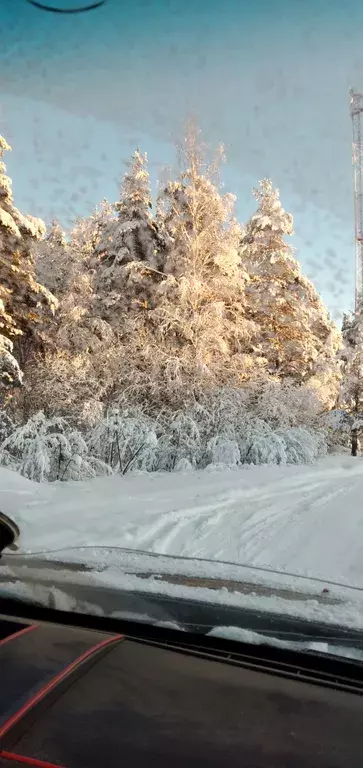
1, 0, 363, 664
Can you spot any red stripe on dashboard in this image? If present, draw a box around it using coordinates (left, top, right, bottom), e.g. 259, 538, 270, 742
0, 748, 67, 768
0, 624, 38, 648
0, 632, 124, 739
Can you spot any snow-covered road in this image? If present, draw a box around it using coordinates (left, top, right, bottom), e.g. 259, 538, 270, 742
1, 454, 362, 587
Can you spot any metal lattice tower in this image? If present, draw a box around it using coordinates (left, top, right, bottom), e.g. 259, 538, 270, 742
350, 87, 363, 311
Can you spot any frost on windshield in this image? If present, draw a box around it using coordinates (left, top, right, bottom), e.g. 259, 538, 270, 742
2, 0, 363, 668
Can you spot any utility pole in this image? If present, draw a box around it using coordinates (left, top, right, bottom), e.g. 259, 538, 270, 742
350, 87, 363, 311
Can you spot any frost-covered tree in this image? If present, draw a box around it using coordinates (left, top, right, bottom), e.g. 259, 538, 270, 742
58, 199, 116, 339
26, 200, 123, 422
96, 149, 158, 264
46, 219, 67, 249
128, 129, 263, 407
0, 135, 57, 381
44, 280, 122, 423
92, 150, 166, 325
21, 272, 125, 423
339, 309, 363, 456
240, 179, 341, 406
246, 378, 324, 430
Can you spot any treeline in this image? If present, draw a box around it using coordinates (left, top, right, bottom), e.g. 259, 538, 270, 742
2, 124, 363, 471
0, 129, 343, 420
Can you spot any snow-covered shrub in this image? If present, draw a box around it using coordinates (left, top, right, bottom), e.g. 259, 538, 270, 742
155, 390, 248, 471
87, 407, 157, 473
0, 411, 112, 483
323, 409, 353, 432
155, 411, 202, 471
174, 457, 194, 472
321, 408, 354, 453
77, 399, 104, 429
202, 435, 240, 468
154, 389, 323, 470
277, 426, 325, 465
236, 419, 326, 467
248, 380, 322, 430
312, 427, 328, 458
3, 387, 327, 483
62, 429, 113, 481
194, 388, 249, 442
238, 417, 287, 466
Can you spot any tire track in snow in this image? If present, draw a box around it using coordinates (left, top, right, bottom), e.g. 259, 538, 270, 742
144, 468, 357, 570
238, 478, 362, 578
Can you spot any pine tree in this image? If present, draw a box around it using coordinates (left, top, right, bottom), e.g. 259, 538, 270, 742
0, 134, 57, 390
240, 179, 341, 406
34, 219, 71, 298
0, 334, 22, 392
46, 219, 67, 248
339, 309, 363, 455
71, 198, 115, 264
62, 199, 116, 337
92, 150, 165, 325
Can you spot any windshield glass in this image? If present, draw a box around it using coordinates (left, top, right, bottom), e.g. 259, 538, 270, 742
1, 0, 363, 663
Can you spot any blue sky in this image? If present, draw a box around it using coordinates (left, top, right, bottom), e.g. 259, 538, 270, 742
1, 0, 363, 320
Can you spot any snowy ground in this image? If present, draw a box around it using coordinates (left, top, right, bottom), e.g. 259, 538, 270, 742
2, 454, 363, 638
1, 454, 363, 584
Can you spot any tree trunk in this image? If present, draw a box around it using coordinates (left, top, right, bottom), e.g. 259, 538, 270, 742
352, 427, 358, 457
